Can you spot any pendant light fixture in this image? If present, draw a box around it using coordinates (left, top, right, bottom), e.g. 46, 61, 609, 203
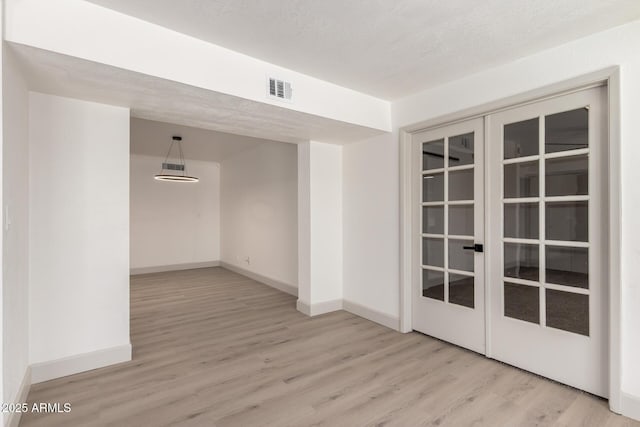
154, 136, 199, 183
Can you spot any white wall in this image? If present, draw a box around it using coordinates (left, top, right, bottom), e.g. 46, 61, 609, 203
343, 131, 399, 317
0, 6, 6, 413
4, 0, 390, 133
130, 154, 220, 271
29, 93, 131, 367
342, 19, 640, 417
0, 31, 4, 416
220, 141, 297, 288
2, 47, 30, 419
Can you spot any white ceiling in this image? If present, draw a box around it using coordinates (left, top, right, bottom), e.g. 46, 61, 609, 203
11, 44, 383, 144
131, 117, 268, 162
85, 0, 640, 100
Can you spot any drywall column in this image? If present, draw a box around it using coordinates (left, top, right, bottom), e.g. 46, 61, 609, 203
297, 141, 343, 316
29, 93, 131, 383
0, 5, 5, 412
297, 143, 312, 309
2, 47, 31, 425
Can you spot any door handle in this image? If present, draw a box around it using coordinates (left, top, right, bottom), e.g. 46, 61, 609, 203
463, 244, 484, 253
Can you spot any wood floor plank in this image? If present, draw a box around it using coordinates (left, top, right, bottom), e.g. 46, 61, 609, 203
19, 267, 639, 427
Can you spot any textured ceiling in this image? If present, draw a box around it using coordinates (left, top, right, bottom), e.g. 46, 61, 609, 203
85, 0, 640, 100
131, 117, 269, 162
11, 44, 383, 145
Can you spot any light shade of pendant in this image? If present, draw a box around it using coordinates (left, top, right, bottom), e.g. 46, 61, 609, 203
154, 174, 199, 182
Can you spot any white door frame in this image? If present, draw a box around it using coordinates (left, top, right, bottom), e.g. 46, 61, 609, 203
398, 67, 622, 412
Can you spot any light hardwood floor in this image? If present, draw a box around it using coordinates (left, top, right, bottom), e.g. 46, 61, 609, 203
20, 267, 639, 426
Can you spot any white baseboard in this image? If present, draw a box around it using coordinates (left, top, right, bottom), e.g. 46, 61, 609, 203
621, 392, 640, 422
5, 367, 32, 427
296, 298, 343, 316
343, 299, 400, 331
31, 343, 132, 384
296, 299, 311, 315
130, 261, 220, 275
220, 261, 297, 297
296, 297, 399, 330
311, 299, 343, 315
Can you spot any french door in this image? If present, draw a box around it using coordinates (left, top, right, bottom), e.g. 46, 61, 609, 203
412, 118, 485, 354
487, 86, 607, 397
412, 86, 608, 397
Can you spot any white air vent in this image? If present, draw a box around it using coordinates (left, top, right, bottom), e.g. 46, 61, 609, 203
267, 77, 293, 102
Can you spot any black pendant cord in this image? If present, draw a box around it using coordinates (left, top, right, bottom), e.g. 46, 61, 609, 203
159, 140, 174, 175
158, 144, 168, 175
177, 139, 187, 177
158, 136, 186, 176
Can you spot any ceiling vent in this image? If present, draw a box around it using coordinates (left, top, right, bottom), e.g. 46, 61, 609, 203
267, 77, 293, 102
